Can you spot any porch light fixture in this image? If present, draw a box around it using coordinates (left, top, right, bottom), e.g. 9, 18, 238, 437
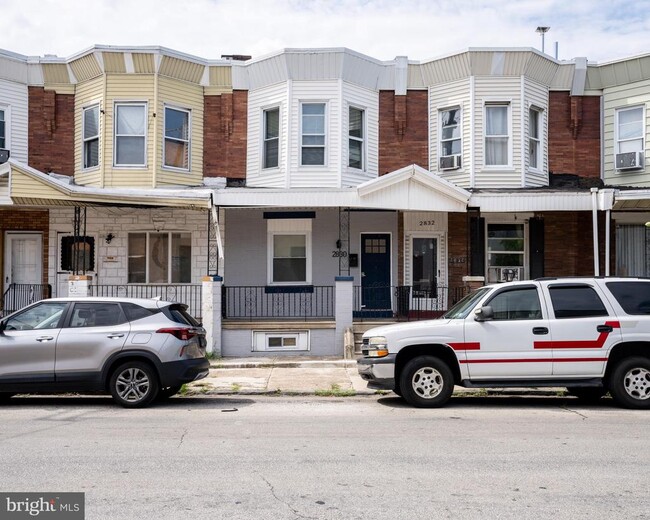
105, 233, 115, 244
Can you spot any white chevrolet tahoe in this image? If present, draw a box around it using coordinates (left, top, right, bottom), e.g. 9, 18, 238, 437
357, 277, 650, 409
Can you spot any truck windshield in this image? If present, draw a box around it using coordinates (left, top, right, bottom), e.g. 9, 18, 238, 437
442, 287, 491, 319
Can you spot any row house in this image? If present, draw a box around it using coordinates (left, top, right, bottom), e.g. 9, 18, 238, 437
1, 44, 649, 357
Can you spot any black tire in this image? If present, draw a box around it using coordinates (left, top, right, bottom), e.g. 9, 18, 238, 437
0, 393, 16, 402
608, 357, 650, 410
157, 385, 183, 400
399, 356, 454, 408
566, 386, 607, 403
109, 361, 159, 408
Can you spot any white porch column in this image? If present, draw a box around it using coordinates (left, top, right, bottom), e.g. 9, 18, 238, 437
335, 276, 354, 357
68, 275, 92, 297
201, 275, 223, 356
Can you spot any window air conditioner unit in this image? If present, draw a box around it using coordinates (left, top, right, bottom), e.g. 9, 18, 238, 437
615, 151, 643, 171
439, 154, 461, 171
499, 267, 521, 282
0, 148, 9, 165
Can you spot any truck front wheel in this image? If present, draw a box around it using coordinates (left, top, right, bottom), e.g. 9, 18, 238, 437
399, 356, 454, 408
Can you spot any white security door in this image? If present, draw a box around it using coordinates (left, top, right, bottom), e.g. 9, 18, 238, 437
3, 232, 42, 292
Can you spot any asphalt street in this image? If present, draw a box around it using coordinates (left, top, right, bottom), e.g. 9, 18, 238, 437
0, 394, 648, 520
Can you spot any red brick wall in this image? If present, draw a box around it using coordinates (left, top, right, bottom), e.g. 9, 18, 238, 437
447, 212, 470, 299
379, 91, 429, 175
0, 209, 50, 286
548, 92, 601, 179
28, 87, 75, 175
204, 90, 248, 179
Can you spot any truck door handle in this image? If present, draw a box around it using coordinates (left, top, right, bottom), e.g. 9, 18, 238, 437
597, 325, 613, 333
36, 336, 54, 342
107, 334, 125, 339
532, 327, 549, 335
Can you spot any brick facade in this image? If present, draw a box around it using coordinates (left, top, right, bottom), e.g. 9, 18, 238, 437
28, 87, 75, 175
379, 91, 429, 175
548, 92, 601, 179
203, 90, 248, 180
447, 212, 470, 298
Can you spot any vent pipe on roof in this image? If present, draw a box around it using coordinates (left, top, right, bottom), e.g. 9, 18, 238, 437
555, 42, 559, 60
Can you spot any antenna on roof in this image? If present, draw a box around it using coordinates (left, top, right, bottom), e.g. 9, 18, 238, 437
536, 26, 550, 54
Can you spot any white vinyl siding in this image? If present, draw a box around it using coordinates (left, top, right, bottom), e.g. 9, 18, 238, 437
342, 82, 378, 186
603, 79, 650, 186
0, 108, 6, 150
0, 79, 28, 163
114, 102, 147, 167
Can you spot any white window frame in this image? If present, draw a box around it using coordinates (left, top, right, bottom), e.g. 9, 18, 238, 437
484, 102, 512, 168
528, 106, 542, 172
484, 217, 529, 283
82, 104, 100, 170
127, 231, 192, 284
348, 105, 365, 171
0, 104, 10, 151
267, 219, 312, 285
262, 105, 280, 170
163, 105, 191, 172
439, 105, 462, 161
114, 102, 147, 168
615, 105, 645, 154
299, 101, 327, 167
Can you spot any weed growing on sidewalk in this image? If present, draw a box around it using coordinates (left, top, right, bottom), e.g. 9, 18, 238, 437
231, 383, 242, 392
315, 383, 356, 397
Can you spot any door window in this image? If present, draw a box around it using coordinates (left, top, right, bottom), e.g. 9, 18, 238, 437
412, 237, 437, 298
68, 303, 126, 328
4, 302, 67, 331
548, 285, 608, 319
485, 287, 542, 320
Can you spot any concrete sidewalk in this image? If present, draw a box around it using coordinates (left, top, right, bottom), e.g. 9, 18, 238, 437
185, 356, 563, 397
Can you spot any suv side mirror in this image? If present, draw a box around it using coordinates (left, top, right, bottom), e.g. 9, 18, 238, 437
474, 306, 494, 322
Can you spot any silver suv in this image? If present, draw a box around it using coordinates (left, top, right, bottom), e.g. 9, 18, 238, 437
0, 297, 209, 407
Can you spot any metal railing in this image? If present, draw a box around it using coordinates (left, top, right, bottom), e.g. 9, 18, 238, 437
1, 283, 52, 317
353, 285, 469, 321
89, 284, 202, 319
222, 286, 335, 320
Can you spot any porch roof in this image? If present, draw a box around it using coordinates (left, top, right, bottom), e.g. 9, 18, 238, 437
0, 160, 212, 209
612, 189, 650, 210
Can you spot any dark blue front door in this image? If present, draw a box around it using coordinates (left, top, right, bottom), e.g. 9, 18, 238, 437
361, 234, 391, 311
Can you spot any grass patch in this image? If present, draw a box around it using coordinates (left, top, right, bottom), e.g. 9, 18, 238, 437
179, 384, 189, 396
315, 383, 356, 397
231, 383, 242, 392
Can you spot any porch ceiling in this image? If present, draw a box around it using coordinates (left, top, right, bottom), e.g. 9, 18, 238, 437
0, 160, 212, 209
612, 190, 650, 210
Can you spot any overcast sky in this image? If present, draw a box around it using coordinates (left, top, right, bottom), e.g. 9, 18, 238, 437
1, 0, 648, 63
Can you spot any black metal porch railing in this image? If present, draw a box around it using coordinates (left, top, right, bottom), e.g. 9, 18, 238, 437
89, 284, 202, 320
222, 286, 335, 320
353, 285, 469, 321
1, 283, 52, 317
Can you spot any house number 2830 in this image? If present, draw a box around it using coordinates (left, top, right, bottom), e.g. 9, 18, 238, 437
332, 251, 348, 258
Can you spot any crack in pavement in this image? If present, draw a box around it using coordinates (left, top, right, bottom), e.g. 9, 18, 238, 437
259, 473, 316, 520
177, 429, 188, 448
560, 406, 589, 419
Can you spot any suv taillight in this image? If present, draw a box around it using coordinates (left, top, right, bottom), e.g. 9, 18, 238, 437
156, 327, 197, 341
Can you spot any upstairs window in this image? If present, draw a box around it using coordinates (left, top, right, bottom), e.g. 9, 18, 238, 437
164, 107, 190, 170
616, 106, 644, 154
301, 103, 326, 166
114, 103, 146, 166
0, 108, 6, 149
128, 232, 191, 284
263, 107, 279, 169
485, 103, 510, 166
83, 105, 100, 169
348, 106, 364, 170
440, 107, 461, 157
529, 107, 541, 170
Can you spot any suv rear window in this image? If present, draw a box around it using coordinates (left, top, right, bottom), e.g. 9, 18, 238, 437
121, 302, 161, 322
548, 285, 608, 319
163, 304, 200, 326
606, 281, 650, 315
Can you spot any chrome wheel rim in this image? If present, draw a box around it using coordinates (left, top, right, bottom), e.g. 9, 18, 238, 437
116, 368, 150, 403
412, 367, 444, 399
623, 367, 650, 401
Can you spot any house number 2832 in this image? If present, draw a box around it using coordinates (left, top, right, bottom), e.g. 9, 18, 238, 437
332, 251, 348, 258
419, 220, 436, 226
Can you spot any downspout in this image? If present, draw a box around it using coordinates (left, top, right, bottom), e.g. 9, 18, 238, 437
591, 187, 599, 276
605, 208, 611, 276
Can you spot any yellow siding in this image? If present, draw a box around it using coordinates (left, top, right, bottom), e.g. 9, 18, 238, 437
133, 53, 155, 74
74, 76, 104, 186
104, 74, 156, 187
42, 64, 70, 85
103, 52, 126, 73
156, 76, 204, 186
209, 66, 232, 88
10, 170, 67, 200
159, 56, 204, 84
69, 54, 103, 82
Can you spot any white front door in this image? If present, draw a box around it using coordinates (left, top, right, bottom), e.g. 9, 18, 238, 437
3, 232, 43, 292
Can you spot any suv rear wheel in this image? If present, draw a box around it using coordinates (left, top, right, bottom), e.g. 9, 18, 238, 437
399, 356, 454, 408
609, 357, 650, 409
109, 361, 159, 408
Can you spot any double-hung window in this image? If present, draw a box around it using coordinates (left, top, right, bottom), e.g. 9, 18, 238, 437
440, 107, 461, 157
114, 103, 146, 166
529, 107, 541, 170
83, 105, 100, 169
164, 106, 190, 170
485, 103, 510, 166
616, 106, 644, 154
263, 107, 279, 169
268, 219, 312, 285
0, 108, 6, 150
128, 232, 191, 283
348, 106, 364, 170
301, 103, 325, 166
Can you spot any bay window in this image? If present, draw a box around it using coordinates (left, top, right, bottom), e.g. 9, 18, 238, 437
0, 108, 6, 150
164, 106, 190, 170
529, 107, 541, 170
440, 107, 461, 157
485, 103, 510, 167
83, 105, 100, 169
348, 106, 364, 170
301, 103, 326, 166
263, 107, 279, 169
114, 103, 146, 166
